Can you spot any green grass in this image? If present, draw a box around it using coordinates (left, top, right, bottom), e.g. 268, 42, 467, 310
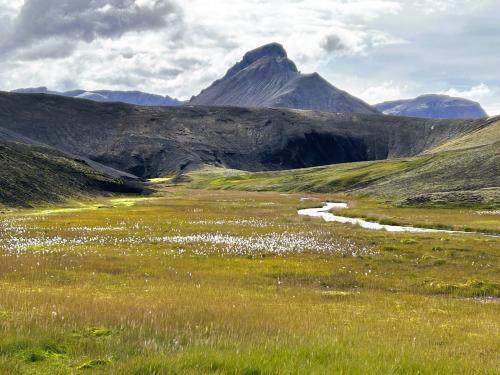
0, 189, 498, 374
429, 118, 500, 153
187, 158, 428, 194
186, 142, 499, 209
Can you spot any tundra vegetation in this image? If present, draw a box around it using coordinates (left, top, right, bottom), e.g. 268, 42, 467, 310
0, 188, 498, 374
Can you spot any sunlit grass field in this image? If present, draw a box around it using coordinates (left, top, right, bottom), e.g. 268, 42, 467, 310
0, 188, 499, 374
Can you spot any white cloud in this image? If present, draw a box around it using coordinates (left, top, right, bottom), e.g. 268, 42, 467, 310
0, 0, 498, 113
414, 0, 489, 15
0, 0, 409, 100
441, 83, 494, 101
439, 84, 499, 116
358, 81, 408, 104
181, 0, 404, 68
0, 0, 22, 15
485, 105, 500, 117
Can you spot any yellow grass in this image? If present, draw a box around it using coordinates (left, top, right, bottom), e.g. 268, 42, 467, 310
0, 189, 498, 374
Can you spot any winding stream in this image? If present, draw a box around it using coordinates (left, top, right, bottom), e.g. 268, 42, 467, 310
298, 203, 463, 234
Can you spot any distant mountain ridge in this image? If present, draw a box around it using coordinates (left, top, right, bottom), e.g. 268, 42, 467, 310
12, 87, 181, 107
189, 43, 379, 114
0, 91, 486, 180
375, 94, 488, 119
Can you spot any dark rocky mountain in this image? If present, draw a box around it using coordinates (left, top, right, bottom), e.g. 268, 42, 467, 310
375, 94, 488, 119
0, 92, 486, 181
189, 43, 378, 114
12, 87, 181, 107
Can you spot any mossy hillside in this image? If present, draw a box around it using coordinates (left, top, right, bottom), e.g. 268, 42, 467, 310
429, 118, 500, 153
0, 141, 143, 207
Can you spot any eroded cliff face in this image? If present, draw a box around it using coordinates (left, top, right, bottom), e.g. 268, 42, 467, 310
0, 92, 485, 178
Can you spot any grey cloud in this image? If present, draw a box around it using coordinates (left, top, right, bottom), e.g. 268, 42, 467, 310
0, 0, 183, 58
98, 74, 145, 88
15, 39, 76, 60
131, 66, 183, 79
158, 67, 183, 77
322, 35, 347, 53
172, 57, 204, 70
121, 51, 136, 59
92, 64, 184, 88
58, 77, 80, 91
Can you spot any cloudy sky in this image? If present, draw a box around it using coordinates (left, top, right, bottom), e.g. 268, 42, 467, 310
0, 0, 498, 114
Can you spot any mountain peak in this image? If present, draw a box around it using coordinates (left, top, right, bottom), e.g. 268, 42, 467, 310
222, 42, 297, 80
189, 43, 378, 114
242, 43, 288, 62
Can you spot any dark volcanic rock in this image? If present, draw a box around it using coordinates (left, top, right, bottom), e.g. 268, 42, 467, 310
189, 43, 378, 114
0, 91, 485, 179
375, 94, 488, 119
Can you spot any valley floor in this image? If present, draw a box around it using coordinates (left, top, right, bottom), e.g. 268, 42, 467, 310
0, 189, 498, 374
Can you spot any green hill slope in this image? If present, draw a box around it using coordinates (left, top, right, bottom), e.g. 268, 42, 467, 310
188, 118, 500, 207
428, 116, 500, 152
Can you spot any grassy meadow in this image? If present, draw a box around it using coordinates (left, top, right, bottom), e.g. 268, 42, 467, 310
0, 188, 499, 374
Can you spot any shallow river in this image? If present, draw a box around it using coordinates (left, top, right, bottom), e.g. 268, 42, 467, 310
298, 202, 462, 234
